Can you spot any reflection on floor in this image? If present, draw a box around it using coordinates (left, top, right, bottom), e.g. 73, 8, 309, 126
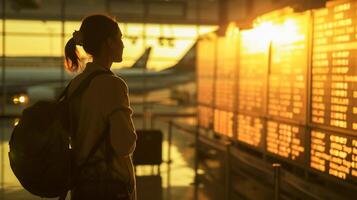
0, 110, 212, 200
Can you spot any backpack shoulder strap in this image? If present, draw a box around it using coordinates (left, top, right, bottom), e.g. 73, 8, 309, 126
58, 70, 114, 200
57, 70, 113, 102
57, 81, 72, 101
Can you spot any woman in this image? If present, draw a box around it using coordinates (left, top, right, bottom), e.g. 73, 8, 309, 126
64, 14, 137, 200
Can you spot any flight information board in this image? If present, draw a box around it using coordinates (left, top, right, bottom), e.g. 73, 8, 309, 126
236, 114, 265, 149
195, 0, 357, 184
214, 109, 234, 137
238, 29, 269, 115
236, 28, 269, 149
197, 34, 216, 78
266, 120, 306, 163
197, 77, 214, 105
310, 129, 357, 180
197, 35, 216, 106
267, 12, 309, 123
215, 37, 238, 111
198, 105, 213, 129
215, 78, 235, 111
312, 1, 357, 131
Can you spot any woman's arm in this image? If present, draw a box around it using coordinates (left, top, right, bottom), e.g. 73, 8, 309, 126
96, 74, 137, 157
109, 107, 137, 156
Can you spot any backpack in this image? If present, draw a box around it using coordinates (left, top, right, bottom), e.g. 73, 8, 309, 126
8, 70, 113, 198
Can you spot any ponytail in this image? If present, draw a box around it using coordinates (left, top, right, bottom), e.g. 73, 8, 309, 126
64, 15, 119, 72
64, 37, 80, 72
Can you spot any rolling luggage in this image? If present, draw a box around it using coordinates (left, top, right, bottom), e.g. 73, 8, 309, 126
133, 129, 163, 166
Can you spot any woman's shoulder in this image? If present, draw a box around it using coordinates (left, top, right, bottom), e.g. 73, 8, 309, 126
90, 72, 130, 112
92, 71, 128, 93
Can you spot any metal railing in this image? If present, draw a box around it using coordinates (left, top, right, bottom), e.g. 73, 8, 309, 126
162, 119, 352, 200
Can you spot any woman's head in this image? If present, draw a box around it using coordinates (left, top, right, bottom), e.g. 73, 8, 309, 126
65, 14, 124, 72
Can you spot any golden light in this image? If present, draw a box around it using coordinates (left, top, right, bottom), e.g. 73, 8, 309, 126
19, 96, 26, 103
13, 94, 29, 105
246, 14, 305, 49
225, 22, 239, 38
240, 22, 273, 53
272, 18, 305, 44
14, 118, 20, 126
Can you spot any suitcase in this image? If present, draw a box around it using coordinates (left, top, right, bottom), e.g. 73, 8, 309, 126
133, 129, 163, 166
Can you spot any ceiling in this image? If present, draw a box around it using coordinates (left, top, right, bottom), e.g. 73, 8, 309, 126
2, 0, 220, 24
1, 0, 328, 25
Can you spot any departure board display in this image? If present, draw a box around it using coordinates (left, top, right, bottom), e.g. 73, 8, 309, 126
311, 129, 357, 180
312, 1, 357, 131
197, 35, 216, 106
215, 78, 235, 111
197, 77, 214, 105
267, 12, 310, 123
215, 36, 238, 111
266, 120, 305, 163
214, 109, 234, 137
238, 29, 269, 114
236, 114, 265, 149
198, 105, 214, 129
197, 34, 216, 78
195, 0, 357, 185
236, 28, 269, 149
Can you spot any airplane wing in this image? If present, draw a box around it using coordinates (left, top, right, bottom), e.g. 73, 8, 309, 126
129, 47, 152, 69
161, 42, 196, 73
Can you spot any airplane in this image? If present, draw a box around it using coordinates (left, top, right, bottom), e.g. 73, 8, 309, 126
0, 47, 152, 105
114, 42, 196, 94
0, 43, 196, 112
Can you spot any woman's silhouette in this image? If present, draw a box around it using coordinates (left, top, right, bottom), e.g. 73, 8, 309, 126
64, 14, 137, 200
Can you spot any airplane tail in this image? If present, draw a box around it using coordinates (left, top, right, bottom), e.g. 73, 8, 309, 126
130, 47, 152, 69
162, 42, 196, 73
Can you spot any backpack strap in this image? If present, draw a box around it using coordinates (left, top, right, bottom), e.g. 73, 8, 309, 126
77, 120, 111, 171
57, 70, 114, 102
57, 80, 72, 101
58, 70, 114, 200
58, 122, 111, 200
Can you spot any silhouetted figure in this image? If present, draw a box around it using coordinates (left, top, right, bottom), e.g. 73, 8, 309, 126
65, 14, 137, 200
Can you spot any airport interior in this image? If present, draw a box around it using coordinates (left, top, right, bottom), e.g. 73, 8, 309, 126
1, 0, 357, 199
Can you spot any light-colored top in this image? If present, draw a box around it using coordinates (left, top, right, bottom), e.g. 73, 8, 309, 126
67, 62, 137, 199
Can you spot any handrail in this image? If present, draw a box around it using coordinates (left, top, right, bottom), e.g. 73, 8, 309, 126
162, 119, 355, 200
